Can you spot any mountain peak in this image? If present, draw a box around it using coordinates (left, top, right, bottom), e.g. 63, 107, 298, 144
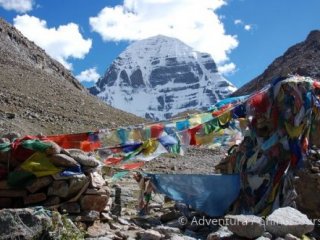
121, 35, 194, 62
306, 30, 320, 42
90, 36, 236, 120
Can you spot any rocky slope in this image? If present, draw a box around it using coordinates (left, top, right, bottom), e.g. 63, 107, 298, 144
0, 18, 144, 135
233, 30, 320, 96
90, 35, 236, 120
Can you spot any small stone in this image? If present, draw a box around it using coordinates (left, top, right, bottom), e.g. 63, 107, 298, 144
68, 174, 88, 197
256, 237, 271, 240
207, 226, 233, 240
23, 193, 46, 205
68, 150, 100, 167
160, 211, 182, 223
262, 232, 273, 239
89, 172, 105, 188
80, 194, 109, 212
114, 230, 127, 239
225, 214, 265, 239
285, 233, 300, 240
109, 222, 123, 230
100, 212, 113, 221
170, 235, 186, 240
47, 180, 69, 198
26, 176, 53, 193
118, 217, 130, 225
266, 207, 314, 237
153, 225, 181, 238
79, 210, 100, 222
311, 166, 320, 173
139, 229, 163, 240
86, 221, 110, 238
167, 219, 183, 229
50, 154, 79, 168
59, 202, 81, 214
45, 141, 61, 155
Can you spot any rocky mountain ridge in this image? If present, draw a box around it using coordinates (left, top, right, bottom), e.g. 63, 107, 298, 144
233, 30, 320, 96
0, 18, 144, 135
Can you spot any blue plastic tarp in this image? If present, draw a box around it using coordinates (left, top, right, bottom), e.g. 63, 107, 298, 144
148, 173, 240, 217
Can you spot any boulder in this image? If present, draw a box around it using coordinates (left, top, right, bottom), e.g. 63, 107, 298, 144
47, 180, 69, 198
67, 174, 88, 197
266, 207, 314, 237
207, 226, 233, 240
80, 194, 109, 212
67, 150, 100, 167
139, 229, 163, 240
45, 141, 61, 155
50, 154, 79, 168
89, 171, 105, 188
26, 176, 53, 193
0, 208, 51, 240
225, 214, 265, 239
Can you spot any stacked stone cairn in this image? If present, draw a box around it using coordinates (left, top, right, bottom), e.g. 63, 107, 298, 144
0, 133, 111, 226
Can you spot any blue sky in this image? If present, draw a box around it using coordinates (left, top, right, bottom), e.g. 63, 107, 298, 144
0, 0, 319, 88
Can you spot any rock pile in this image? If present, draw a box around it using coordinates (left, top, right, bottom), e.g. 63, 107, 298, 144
217, 207, 315, 239
0, 133, 111, 225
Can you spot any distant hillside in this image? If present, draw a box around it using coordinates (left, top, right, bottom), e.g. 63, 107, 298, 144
0, 18, 144, 135
233, 30, 320, 96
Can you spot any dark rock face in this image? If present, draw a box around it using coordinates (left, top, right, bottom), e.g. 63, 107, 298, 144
233, 30, 320, 96
89, 35, 236, 120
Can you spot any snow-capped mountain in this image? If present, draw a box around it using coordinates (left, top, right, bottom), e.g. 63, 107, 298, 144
89, 35, 237, 120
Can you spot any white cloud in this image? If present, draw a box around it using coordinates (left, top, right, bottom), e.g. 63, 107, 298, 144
89, 0, 238, 70
234, 18, 253, 32
76, 67, 100, 83
244, 24, 252, 31
13, 14, 92, 69
217, 62, 236, 75
234, 19, 243, 25
0, 0, 33, 12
